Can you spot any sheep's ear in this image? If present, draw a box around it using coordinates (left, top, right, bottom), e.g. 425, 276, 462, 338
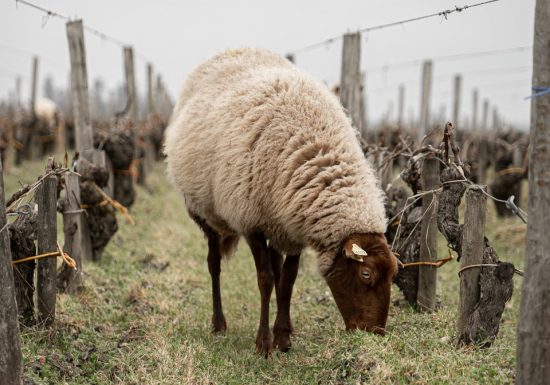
343, 241, 367, 262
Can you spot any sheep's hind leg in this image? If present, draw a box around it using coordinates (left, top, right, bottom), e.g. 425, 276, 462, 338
189, 212, 227, 334
247, 233, 274, 357
273, 252, 300, 352
206, 229, 227, 334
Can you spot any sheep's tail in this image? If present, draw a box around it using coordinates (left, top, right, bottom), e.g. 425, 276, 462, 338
220, 235, 239, 259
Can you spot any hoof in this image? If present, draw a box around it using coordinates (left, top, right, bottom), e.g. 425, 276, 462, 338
255, 331, 273, 358
273, 330, 292, 352
211, 315, 227, 334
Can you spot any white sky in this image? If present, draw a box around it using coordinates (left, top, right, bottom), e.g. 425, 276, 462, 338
0, 0, 536, 128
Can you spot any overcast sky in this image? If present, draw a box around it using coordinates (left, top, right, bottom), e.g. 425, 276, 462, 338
0, 0, 536, 128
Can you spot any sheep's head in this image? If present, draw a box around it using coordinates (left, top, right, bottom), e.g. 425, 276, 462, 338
322, 233, 398, 335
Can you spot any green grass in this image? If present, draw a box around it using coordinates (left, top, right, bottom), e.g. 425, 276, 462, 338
6, 159, 525, 384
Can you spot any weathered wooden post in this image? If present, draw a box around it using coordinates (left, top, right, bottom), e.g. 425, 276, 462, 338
144, 63, 156, 172
0, 158, 23, 385
66, 19, 94, 263
452, 75, 462, 129
147, 63, 154, 115
123, 47, 144, 183
36, 159, 57, 327
492, 107, 499, 132
481, 99, 489, 131
471, 88, 479, 131
340, 32, 362, 139
418, 60, 433, 142
458, 186, 487, 343
123, 46, 138, 123
57, 173, 84, 293
67, 20, 93, 153
359, 72, 368, 140
517, 0, 550, 382
417, 156, 439, 312
15, 76, 22, 110
30, 56, 38, 116
397, 84, 405, 127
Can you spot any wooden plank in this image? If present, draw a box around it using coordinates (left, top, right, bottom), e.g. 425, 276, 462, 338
36, 159, 57, 327
417, 156, 439, 312
458, 186, 487, 337
66, 20, 94, 152
0, 158, 23, 385
340, 32, 362, 139
418, 61, 433, 142
517, 0, 550, 382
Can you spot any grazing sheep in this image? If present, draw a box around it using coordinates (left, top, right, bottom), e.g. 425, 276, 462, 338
34, 98, 60, 129
165, 48, 398, 356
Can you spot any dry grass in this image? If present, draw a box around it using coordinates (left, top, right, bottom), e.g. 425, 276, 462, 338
6, 159, 525, 385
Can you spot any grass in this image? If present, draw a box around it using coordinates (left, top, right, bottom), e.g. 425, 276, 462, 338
5, 158, 525, 384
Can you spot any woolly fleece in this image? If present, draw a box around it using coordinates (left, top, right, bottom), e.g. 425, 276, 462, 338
165, 48, 387, 260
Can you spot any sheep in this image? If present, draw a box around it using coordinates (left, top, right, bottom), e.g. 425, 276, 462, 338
34, 98, 60, 129
164, 48, 398, 356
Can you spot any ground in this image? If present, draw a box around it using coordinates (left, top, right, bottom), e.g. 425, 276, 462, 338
5, 159, 525, 385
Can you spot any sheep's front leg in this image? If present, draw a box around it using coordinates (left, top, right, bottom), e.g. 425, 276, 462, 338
247, 233, 274, 357
273, 253, 300, 352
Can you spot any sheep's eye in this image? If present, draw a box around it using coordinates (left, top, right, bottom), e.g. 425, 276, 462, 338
362, 271, 370, 279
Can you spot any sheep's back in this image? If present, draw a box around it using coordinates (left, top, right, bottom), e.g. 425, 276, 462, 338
166, 48, 387, 253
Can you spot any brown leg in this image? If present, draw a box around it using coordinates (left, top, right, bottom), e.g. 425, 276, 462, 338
189, 212, 227, 334
246, 233, 274, 357
206, 229, 227, 333
273, 253, 301, 352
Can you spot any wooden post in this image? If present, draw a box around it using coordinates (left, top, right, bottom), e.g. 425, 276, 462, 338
417, 156, 439, 312
481, 99, 489, 131
397, 84, 405, 127
359, 72, 368, 139
517, 0, 550, 382
452, 75, 462, 129
66, 20, 93, 153
123, 46, 138, 122
15, 76, 22, 110
58, 173, 84, 293
66, 20, 94, 268
36, 160, 57, 327
418, 60, 433, 142
492, 107, 499, 132
458, 186, 487, 341
340, 32, 362, 138
0, 159, 23, 385
147, 63, 154, 115
472, 88, 479, 131
30, 56, 38, 116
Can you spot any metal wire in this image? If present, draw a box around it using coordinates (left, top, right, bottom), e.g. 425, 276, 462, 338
289, 0, 502, 55
14, 0, 150, 61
